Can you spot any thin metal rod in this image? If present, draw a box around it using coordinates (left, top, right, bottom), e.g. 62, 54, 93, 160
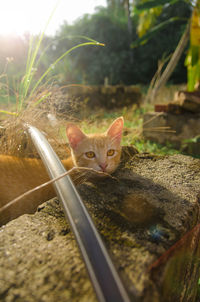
27, 125, 131, 302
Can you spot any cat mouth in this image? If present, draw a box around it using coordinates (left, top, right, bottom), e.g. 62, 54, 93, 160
98, 166, 115, 175
98, 163, 108, 172
96, 168, 108, 175
94, 166, 111, 176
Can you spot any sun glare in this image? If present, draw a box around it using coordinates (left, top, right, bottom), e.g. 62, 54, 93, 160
0, 0, 64, 36
0, 0, 106, 36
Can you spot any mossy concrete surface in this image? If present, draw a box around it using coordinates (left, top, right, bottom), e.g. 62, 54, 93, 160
0, 149, 200, 302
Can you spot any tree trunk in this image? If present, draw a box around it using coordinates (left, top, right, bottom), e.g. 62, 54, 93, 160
149, 22, 190, 103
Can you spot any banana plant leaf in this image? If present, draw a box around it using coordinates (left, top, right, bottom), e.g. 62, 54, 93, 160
134, 0, 181, 13
131, 17, 183, 48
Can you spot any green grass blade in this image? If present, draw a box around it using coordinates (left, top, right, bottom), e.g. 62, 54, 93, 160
32, 92, 52, 107
0, 110, 18, 116
18, 35, 34, 107
18, 1, 61, 112
29, 41, 105, 99
34, 35, 100, 72
25, 35, 34, 75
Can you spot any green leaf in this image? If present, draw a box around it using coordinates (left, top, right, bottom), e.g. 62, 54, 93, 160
131, 17, 182, 48
191, 45, 199, 66
134, 0, 180, 13
184, 49, 191, 66
188, 64, 199, 92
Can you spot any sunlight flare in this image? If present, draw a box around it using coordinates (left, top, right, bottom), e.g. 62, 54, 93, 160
0, 0, 106, 36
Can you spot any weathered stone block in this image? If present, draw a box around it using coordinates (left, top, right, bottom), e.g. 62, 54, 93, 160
173, 90, 200, 113
143, 112, 200, 150
66, 85, 142, 110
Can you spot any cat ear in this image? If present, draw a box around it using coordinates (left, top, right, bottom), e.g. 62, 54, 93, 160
106, 117, 124, 143
66, 124, 86, 149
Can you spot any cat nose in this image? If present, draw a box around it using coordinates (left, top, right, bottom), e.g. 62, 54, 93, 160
99, 163, 108, 172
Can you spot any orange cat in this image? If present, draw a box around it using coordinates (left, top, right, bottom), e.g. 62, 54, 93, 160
0, 117, 123, 225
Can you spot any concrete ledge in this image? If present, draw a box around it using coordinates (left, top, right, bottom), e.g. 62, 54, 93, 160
0, 151, 200, 301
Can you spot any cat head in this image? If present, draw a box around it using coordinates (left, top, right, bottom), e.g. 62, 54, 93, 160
66, 117, 124, 174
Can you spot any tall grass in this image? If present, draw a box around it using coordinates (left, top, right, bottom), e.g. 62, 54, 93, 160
0, 3, 104, 157
0, 4, 104, 116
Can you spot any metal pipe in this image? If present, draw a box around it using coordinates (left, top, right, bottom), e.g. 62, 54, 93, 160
27, 125, 131, 302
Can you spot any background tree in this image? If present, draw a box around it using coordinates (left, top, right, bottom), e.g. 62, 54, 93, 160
46, 2, 190, 86
133, 0, 200, 93
185, 0, 200, 90
0, 0, 192, 97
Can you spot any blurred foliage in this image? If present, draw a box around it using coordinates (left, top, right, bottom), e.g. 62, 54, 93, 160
134, 0, 200, 92
185, 1, 200, 91
0, 0, 191, 103
50, 2, 190, 85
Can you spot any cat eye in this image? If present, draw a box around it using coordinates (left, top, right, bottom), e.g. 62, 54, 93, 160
85, 151, 95, 158
107, 149, 115, 156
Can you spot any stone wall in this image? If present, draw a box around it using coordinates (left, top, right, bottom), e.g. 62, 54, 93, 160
67, 85, 141, 109
51, 85, 142, 118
